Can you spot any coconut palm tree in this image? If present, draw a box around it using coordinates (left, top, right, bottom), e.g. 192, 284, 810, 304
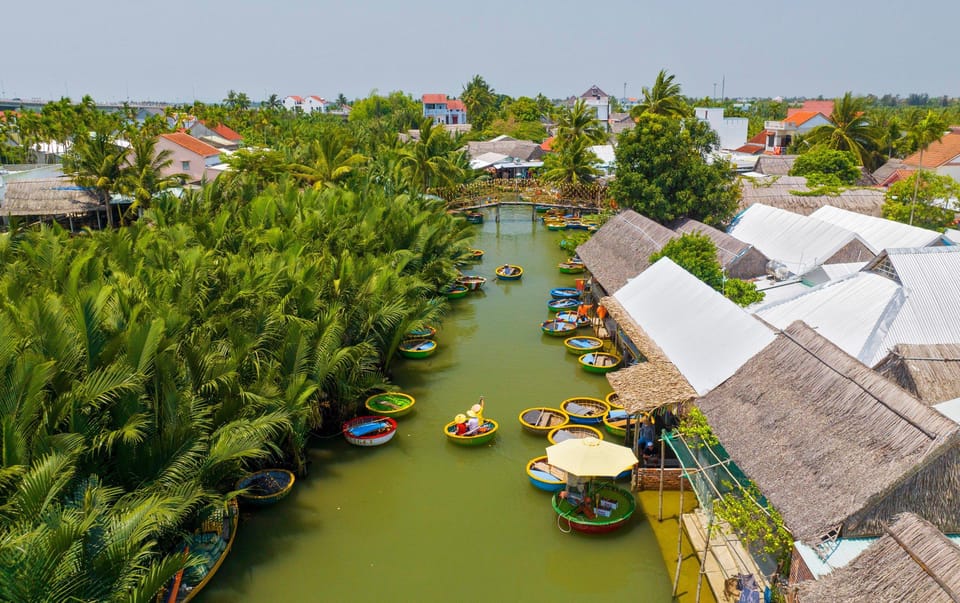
540, 136, 601, 184
119, 132, 184, 221
63, 122, 129, 228
904, 110, 948, 225
630, 69, 691, 119
553, 99, 608, 147
290, 135, 368, 189
804, 92, 882, 169
395, 119, 464, 191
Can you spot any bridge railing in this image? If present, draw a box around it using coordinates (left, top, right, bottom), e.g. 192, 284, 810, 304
429, 178, 608, 209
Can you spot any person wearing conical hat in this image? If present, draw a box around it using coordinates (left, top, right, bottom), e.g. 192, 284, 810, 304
453, 413, 468, 435
465, 409, 479, 434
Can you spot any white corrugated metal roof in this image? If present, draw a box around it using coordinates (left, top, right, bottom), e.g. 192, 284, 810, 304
614, 258, 775, 395
587, 144, 615, 165
754, 272, 902, 365
944, 228, 960, 244
794, 539, 876, 579
874, 247, 960, 365
468, 152, 508, 169
934, 398, 960, 425
802, 262, 867, 286
727, 204, 868, 275
810, 205, 942, 253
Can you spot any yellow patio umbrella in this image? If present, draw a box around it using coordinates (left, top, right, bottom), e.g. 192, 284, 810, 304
545, 436, 638, 478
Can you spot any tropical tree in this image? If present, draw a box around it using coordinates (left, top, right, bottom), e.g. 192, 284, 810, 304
118, 132, 183, 220
265, 94, 282, 110
291, 134, 368, 188
553, 99, 608, 146
63, 120, 129, 228
882, 171, 959, 231
223, 90, 251, 111
395, 119, 465, 191
629, 69, 691, 119
903, 110, 948, 225
611, 114, 740, 226
789, 148, 861, 185
540, 136, 601, 184
649, 234, 763, 307
461, 75, 498, 131
804, 92, 882, 169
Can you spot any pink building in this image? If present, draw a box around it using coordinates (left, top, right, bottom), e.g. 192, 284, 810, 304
156, 132, 224, 184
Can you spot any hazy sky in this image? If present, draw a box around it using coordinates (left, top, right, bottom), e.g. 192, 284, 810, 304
4, 0, 958, 104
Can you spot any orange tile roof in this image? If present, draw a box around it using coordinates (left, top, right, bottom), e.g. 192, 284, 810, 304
160, 132, 221, 157
422, 94, 447, 104
880, 168, 916, 187
309, 95, 325, 102
800, 100, 834, 116
903, 131, 960, 168
446, 99, 465, 111
287, 95, 303, 102
747, 129, 769, 145
210, 123, 242, 142
540, 136, 555, 152
784, 111, 824, 127
734, 143, 766, 155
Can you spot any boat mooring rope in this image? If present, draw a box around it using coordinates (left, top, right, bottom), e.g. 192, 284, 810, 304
556, 512, 573, 534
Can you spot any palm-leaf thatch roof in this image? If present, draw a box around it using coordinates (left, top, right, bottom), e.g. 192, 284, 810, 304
601, 295, 696, 411
739, 175, 885, 217
672, 217, 769, 279
1, 178, 101, 216
797, 513, 960, 603
697, 321, 960, 546
875, 344, 960, 405
576, 210, 675, 294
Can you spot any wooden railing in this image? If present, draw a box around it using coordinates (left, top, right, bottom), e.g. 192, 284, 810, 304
429, 179, 608, 209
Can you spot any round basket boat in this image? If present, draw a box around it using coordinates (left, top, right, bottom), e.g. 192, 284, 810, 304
457, 275, 486, 291
547, 298, 580, 312
563, 336, 604, 355
545, 221, 566, 231
541, 319, 578, 337
558, 261, 586, 274
560, 397, 610, 425
465, 211, 483, 224
496, 264, 523, 280
603, 409, 631, 438
443, 419, 499, 446
404, 325, 437, 340
552, 483, 636, 534
578, 352, 622, 374
364, 392, 416, 418
342, 416, 398, 447
550, 287, 580, 299
518, 407, 570, 435
235, 469, 296, 507
547, 424, 604, 445
526, 455, 567, 492
467, 249, 484, 261
444, 284, 469, 299
398, 338, 437, 359
605, 391, 623, 409
555, 312, 591, 329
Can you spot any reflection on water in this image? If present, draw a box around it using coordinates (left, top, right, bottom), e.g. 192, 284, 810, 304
200, 207, 676, 602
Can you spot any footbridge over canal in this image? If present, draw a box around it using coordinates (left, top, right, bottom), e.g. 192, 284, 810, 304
429, 178, 609, 222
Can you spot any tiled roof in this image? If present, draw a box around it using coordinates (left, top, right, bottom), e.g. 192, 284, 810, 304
210, 123, 242, 142
784, 111, 823, 127
734, 143, 766, 155
903, 130, 960, 168
580, 85, 608, 99
540, 136, 555, 152
308, 95, 325, 102
446, 99, 465, 111
160, 132, 221, 157
286, 95, 303, 102
422, 94, 447, 104
747, 129, 769, 145
792, 100, 834, 117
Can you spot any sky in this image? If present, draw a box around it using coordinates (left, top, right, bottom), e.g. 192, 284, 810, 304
3, 0, 959, 105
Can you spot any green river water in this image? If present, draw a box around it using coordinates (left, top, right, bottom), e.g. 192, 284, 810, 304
200, 206, 679, 602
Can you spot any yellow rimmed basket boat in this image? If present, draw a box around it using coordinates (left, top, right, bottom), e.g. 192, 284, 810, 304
364, 392, 416, 418
547, 424, 604, 444
563, 336, 604, 355
579, 352, 622, 374
518, 407, 570, 435
560, 397, 610, 425
235, 469, 296, 507
602, 409, 632, 438
526, 455, 567, 492
443, 418, 499, 445
605, 391, 623, 409
496, 264, 523, 280
165, 499, 239, 602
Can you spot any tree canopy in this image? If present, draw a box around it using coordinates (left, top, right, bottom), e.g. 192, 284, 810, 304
649, 234, 764, 307
882, 171, 959, 231
610, 114, 740, 226
788, 148, 861, 185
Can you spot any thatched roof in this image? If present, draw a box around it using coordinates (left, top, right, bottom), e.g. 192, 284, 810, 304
797, 513, 960, 603
601, 295, 697, 411
754, 155, 798, 176
697, 321, 960, 546
738, 175, 886, 217
875, 344, 960, 405
1, 178, 101, 216
466, 138, 544, 162
672, 217, 766, 268
576, 210, 675, 294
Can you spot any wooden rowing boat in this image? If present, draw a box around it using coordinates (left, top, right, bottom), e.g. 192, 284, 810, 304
167, 499, 239, 602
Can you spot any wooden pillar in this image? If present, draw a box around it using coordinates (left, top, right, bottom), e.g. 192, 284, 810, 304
496, 202, 500, 223
672, 475, 685, 598
696, 513, 714, 603
658, 437, 666, 521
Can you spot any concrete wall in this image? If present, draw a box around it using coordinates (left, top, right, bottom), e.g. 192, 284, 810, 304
155, 137, 210, 183
695, 107, 748, 151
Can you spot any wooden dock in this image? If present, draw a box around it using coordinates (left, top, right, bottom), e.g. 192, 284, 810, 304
681, 509, 768, 603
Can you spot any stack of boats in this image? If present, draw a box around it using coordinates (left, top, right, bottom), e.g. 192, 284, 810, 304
398, 326, 438, 359
542, 212, 600, 232
343, 390, 420, 448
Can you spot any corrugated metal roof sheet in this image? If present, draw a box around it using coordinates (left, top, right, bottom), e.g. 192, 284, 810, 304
728, 203, 866, 275
754, 273, 903, 365
613, 258, 775, 395
810, 205, 942, 253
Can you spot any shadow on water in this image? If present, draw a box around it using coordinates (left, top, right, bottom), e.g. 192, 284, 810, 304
200, 206, 682, 603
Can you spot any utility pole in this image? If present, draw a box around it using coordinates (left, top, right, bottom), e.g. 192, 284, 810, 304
713, 83, 717, 103
623, 82, 627, 102
721, 75, 725, 102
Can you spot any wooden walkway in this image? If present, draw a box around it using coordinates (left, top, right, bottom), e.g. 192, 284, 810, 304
681, 509, 768, 603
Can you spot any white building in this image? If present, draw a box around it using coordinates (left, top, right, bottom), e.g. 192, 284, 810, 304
580, 85, 610, 124
304, 95, 327, 113
694, 107, 748, 151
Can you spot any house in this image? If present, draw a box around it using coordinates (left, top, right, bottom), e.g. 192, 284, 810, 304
753, 246, 960, 367
809, 205, 946, 253
187, 121, 243, 151
693, 321, 960, 585
672, 217, 769, 279
155, 132, 224, 184
738, 174, 886, 216
580, 85, 610, 124
795, 513, 960, 603
608, 112, 635, 135
902, 126, 960, 183
575, 210, 676, 296
610, 257, 775, 397
762, 111, 831, 154
727, 203, 875, 277
586, 144, 616, 175
871, 158, 913, 187
875, 344, 960, 405
788, 99, 834, 118
694, 107, 748, 151
467, 152, 542, 179
282, 95, 305, 112
733, 130, 768, 155
465, 135, 544, 163
421, 94, 467, 125
0, 178, 104, 229
305, 95, 327, 114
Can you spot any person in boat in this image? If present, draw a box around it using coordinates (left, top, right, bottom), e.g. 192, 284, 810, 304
453, 413, 468, 435
471, 397, 484, 423
465, 410, 480, 434
500, 264, 515, 276
638, 415, 656, 450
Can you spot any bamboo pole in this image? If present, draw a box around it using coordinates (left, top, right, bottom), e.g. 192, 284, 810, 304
696, 513, 714, 603
671, 474, 685, 598
658, 437, 666, 521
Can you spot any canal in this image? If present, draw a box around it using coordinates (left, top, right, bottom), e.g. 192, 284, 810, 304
201, 206, 693, 602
